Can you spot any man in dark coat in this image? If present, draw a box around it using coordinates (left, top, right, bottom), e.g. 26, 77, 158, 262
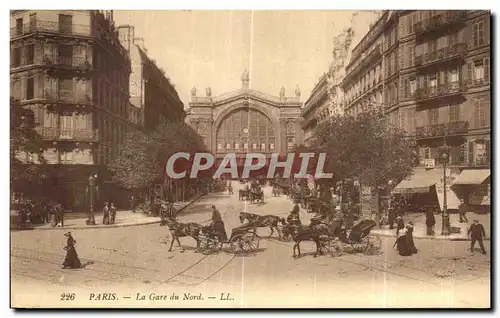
468, 220, 487, 254
102, 202, 110, 225
425, 209, 436, 235
395, 215, 405, 236
211, 205, 228, 242
109, 202, 117, 224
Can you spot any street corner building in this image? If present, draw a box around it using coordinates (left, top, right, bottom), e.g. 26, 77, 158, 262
185, 70, 304, 177
10, 10, 185, 211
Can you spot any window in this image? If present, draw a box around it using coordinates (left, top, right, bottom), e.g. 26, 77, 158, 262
61, 151, 74, 164
29, 13, 36, 30
449, 69, 459, 83
12, 79, 21, 100
474, 99, 488, 128
235, 143, 239, 150
217, 143, 222, 150
448, 33, 458, 47
473, 20, 485, 47
449, 104, 460, 122
270, 143, 274, 150
408, 46, 414, 67
43, 111, 57, 128
428, 39, 437, 53
244, 143, 248, 149
474, 140, 487, 165
59, 78, 73, 101
253, 143, 257, 150
408, 13, 416, 34
60, 114, 73, 139
16, 18, 23, 35
26, 76, 34, 100
261, 143, 266, 150
13, 47, 21, 67
26, 44, 34, 65
410, 78, 416, 96
429, 108, 439, 125
58, 14, 73, 34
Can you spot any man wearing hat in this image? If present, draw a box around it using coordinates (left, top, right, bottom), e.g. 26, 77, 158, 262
468, 219, 487, 255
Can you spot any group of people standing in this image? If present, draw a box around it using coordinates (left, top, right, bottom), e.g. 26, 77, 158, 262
102, 202, 117, 225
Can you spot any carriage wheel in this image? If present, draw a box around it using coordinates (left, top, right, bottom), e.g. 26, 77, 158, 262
363, 235, 382, 255
242, 233, 260, 252
230, 234, 245, 254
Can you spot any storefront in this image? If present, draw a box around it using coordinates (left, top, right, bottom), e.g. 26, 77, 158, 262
452, 169, 491, 214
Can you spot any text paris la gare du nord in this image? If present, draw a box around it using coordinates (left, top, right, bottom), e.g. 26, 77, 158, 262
165, 152, 333, 180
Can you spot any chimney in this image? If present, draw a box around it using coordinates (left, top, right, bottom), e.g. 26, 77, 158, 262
134, 37, 147, 53
117, 25, 134, 52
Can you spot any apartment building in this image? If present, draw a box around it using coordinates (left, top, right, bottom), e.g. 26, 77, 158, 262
117, 25, 185, 130
301, 73, 330, 144
342, 10, 491, 212
10, 10, 133, 211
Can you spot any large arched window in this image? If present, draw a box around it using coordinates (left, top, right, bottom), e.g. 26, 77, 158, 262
216, 108, 275, 153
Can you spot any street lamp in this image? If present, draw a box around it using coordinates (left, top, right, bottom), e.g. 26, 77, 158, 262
86, 174, 98, 226
441, 152, 450, 236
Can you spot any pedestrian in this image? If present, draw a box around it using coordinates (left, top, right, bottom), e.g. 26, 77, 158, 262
395, 215, 405, 236
102, 202, 110, 225
406, 221, 418, 254
130, 195, 135, 213
62, 232, 81, 269
394, 227, 412, 256
110, 202, 117, 224
425, 209, 436, 235
458, 199, 469, 223
468, 220, 487, 255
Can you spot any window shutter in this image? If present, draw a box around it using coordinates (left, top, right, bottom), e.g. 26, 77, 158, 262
484, 58, 490, 82
485, 139, 490, 163
468, 141, 474, 165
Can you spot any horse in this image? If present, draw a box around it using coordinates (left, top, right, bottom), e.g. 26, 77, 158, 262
287, 218, 343, 258
250, 189, 264, 204
239, 212, 283, 240
161, 217, 203, 252
239, 189, 250, 201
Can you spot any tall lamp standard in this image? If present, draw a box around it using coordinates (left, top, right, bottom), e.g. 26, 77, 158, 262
86, 174, 98, 226
441, 152, 450, 236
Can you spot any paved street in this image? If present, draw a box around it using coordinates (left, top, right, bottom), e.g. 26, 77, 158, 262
11, 182, 490, 308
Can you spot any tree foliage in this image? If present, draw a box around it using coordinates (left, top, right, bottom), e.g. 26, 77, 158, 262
308, 108, 415, 187
108, 121, 207, 190
10, 97, 47, 188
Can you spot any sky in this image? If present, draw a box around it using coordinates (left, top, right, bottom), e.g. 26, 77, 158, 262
113, 10, 378, 108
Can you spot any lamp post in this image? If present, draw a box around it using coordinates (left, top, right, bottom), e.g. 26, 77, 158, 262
441, 152, 450, 236
86, 174, 97, 226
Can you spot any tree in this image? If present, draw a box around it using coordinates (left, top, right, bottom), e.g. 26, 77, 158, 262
309, 108, 414, 188
10, 97, 47, 191
108, 121, 207, 197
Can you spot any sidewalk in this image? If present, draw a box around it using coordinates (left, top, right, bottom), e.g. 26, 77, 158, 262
22, 193, 205, 231
370, 212, 491, 241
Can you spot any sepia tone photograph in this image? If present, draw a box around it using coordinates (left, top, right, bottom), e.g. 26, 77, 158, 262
9, 9, 491, 308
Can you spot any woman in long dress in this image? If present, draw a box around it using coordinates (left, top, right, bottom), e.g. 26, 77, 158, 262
395, 228, 412, 256
406, 221, 418, 254
62, 232, 81, 269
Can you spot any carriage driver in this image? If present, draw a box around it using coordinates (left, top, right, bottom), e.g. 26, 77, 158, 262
211, 205, 228, 243
287, 203, 302, 226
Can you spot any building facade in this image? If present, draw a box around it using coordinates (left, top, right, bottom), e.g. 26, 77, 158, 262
302, 73, 330, 144
342, 10, 491, 212
186, 70, 303, 170
10, 10, 133, 211
117, 25, 185, 129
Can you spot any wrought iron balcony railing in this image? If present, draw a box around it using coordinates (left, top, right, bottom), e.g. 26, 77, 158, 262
466, 78, 490, 88
44, 90, 92, 104
38, 127, 98, 141
11, 20, 91, 38
415, 121, 468, 139
415, 81, 467, 102
414, 43, 467, 68
43, 54, 92, 70
414, 11, 467, 35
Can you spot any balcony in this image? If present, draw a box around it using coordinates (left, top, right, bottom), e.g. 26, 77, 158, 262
415, 81, 467, 103
414, 11, 467, 37
43, 54, 92, 71
44, 90, 92, 104
11, 20, 91, 39
466, 78, 490, 89
39, 128, 98, 142
343, 45, 382, 87
415, 121, 469, 139
414, 43, 467, 70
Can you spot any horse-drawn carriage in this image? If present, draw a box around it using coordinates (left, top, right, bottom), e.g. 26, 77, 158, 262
198, 224, 261, 255
336, 219, 382, 255
249, 188, 264, 203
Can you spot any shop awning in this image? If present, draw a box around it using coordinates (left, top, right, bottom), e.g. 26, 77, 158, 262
392, 168, 443, 194
452, 169, 490, 185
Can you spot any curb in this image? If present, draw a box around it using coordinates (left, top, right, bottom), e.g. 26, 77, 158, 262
18, 193, 206, 231
370, 230, 489, 241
